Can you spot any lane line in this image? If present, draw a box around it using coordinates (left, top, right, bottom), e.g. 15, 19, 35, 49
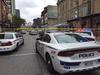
1, 53, 36, 57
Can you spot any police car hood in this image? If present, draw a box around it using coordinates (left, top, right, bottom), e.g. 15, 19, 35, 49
59, 42, 100, 50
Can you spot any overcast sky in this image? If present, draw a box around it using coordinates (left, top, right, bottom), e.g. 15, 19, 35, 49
15, 0, 57, 24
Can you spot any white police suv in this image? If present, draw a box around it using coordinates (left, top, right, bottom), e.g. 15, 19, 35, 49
36, 32, 100, 74
0, 32, 24, 52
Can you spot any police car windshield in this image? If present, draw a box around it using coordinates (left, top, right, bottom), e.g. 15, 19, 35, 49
0, 34, 13, 39
55, 34, 88, 43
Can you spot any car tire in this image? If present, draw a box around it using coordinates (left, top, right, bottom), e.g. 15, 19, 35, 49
14, 44, 19, 51
22, 39, 24, 45
36, 44, 39, 53
46, 54, 55, 74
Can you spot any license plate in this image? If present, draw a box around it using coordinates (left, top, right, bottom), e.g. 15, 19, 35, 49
85, 61, 93, 67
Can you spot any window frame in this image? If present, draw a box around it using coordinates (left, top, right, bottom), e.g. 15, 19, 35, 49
82, 4, 87, 16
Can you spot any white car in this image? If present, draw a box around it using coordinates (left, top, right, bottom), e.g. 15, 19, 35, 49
35, 32, 100, 74
74, 29, 95, 42
0, 32, 24, 52
29, 30, 37, 35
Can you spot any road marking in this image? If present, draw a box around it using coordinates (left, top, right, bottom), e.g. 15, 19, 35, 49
10, 53, 36, 56
1, 53, 36, 57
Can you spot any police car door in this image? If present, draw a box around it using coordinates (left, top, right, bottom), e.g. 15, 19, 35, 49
38, 34, 51, 57
15, 34, 21, 46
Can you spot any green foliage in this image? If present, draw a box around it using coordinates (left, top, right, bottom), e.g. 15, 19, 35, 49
12, 15, 26, 28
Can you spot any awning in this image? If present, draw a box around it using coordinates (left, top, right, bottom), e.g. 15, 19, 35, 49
55, 22, 68, 27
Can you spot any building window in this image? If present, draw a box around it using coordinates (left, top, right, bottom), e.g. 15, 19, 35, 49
97, 24, 100, 29
70, 11, 73, 19
71, 0, 73, 7
60, 6, 62, 12
63, 14, 64, 22
66, 3, 67, 9
63, 4, 64, 11
66, 12, 67, 21
82, 5, 86, 16
4, 6, 5, 10
58, 7, 59, 13
75, 8, 78, 18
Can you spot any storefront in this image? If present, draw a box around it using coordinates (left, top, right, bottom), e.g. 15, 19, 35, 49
67, 13, 100, 37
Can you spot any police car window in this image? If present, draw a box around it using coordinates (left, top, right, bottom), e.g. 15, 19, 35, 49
40, 34, 46, 41
40, 34, 51, 43
44, 35, 51, 43
55, 34, 87, 43
0, 34, 13, 39
15, 34, 19, 38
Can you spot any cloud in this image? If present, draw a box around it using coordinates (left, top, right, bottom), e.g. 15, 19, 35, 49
15, 0, 57, 23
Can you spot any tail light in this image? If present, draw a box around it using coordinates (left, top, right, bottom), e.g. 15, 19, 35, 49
85, 38, 95, 41
1, 41, 12, 46
58, 48, 100, 57
58, 51, 74, 57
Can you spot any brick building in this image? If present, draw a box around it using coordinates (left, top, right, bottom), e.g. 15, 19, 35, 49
0, 0, 9, 30
57, 0, 100, 37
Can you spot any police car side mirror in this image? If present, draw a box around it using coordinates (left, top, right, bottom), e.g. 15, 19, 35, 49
36, 38, 40, 40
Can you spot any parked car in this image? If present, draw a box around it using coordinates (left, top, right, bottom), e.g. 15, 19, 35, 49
35, 32, 100, 74
21, 30, 26, 34
74, 29, 95, 42
29, 30, 37, 35
0, 32, 24, 52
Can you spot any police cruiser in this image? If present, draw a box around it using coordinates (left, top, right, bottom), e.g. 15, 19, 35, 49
74, 29, 95, 42
0, 32, 24, 52
35, 32, 100, 74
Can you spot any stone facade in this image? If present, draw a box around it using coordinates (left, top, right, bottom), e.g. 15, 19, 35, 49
41, 5, 58, 28
57, 0, 100, 37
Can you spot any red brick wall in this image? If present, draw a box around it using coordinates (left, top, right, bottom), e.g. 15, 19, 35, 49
2, 0, 8, 23
68, 16, 100, 37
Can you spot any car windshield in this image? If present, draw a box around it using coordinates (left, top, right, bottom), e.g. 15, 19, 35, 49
55, 34, 88, 43
0, 34, 13, 39
75, 32, 91, 36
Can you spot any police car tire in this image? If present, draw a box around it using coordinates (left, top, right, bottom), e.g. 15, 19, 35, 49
46, 54, 55, 74
14, 44, 19, 51
36, 44, 39, 53
22, 40, 24, 45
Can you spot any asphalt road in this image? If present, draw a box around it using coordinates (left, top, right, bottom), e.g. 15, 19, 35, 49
0, 32, 100, 75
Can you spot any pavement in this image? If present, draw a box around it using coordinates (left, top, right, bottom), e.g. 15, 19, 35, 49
96, 37, 100, 44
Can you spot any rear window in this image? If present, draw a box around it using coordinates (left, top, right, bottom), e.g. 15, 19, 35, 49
31, 30, 37, 32
55, 34, 88, 43
75, 32, 91, 36
0, 34, 13, 39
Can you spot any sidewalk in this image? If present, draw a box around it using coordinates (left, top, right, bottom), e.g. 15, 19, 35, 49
96, 37, 100, 42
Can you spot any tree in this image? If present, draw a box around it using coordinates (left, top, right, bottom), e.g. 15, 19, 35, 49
12, 15, 26, 28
